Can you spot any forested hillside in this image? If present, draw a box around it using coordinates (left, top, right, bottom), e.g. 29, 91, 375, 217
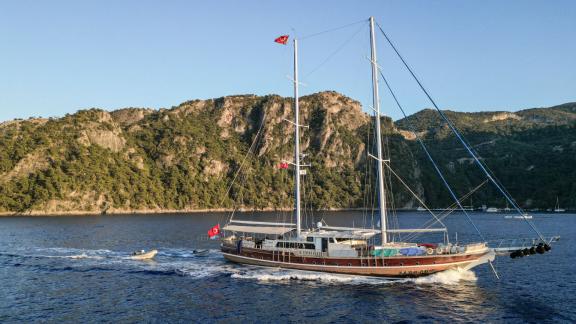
0, 91, 574, 214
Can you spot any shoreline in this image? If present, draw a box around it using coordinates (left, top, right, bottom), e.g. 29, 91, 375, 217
0, 207, 368, 217
0, 208, 570, 217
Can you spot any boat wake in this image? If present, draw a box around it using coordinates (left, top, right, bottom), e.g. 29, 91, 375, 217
34, 247, 113, 260
2, 247, 225, 275
229, 267, 477, 286
61, 253, 105, 260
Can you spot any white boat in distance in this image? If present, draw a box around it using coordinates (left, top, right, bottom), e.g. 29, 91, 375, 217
554, 197, 566, 213
504, 214, 533, 220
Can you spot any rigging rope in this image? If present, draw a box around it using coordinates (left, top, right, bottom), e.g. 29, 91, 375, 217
376, 22, 546, 242
302, 23, 366, 80
217, 109, 268, 226
403, 180, 488, 242
299, 19, 367, 40
382, 161, 447, 229
379, 70, 485, 241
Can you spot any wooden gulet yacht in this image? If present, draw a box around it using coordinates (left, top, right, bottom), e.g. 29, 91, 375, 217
219, 17, 557, 278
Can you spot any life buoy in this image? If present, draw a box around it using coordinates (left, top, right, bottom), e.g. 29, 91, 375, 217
426, 248, 434, 255
436, 247, 443, 255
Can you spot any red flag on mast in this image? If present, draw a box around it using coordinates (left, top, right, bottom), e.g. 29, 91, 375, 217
274, 35, 289, 45
279, 162, 289, 169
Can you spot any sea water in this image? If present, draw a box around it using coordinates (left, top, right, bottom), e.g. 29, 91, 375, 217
0, 212, 574, 322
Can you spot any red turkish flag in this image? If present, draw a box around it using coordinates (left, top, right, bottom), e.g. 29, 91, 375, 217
208, 224, 220, 239
274, 35, 289, 45
279, 162, 289, 169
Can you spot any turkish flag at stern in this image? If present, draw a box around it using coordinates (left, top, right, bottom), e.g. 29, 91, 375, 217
208, 224, 220, 239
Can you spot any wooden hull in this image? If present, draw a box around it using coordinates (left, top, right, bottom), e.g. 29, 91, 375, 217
222, 245, 494, 278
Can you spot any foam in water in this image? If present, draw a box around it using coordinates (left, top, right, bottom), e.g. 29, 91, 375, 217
61, 253, 104, 260
230, 268, 405, 285
229, 266, 477, 286
414, 267, 477, 285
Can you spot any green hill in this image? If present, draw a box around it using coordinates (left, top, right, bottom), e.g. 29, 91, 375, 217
0, 92, 574, 214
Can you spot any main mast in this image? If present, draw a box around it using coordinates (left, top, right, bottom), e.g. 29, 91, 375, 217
369, 17, 388, 244
293, 38, 302, 238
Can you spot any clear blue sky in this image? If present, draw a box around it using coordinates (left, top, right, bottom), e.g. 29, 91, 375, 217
0, 0, 574, 122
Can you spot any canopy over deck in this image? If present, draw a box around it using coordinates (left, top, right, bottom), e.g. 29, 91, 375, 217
319, 226, 446, 234
223, 225, 294, 235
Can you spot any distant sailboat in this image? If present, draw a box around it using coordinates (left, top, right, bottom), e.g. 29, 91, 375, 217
554, 197, 565, 213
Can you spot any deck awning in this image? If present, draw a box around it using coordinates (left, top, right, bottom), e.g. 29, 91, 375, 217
223, 225, 294, 235
385, 228, 447, 233
317, 226, 446, 234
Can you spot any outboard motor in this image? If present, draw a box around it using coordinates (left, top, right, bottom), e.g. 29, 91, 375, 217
536, 243, 545, 254
544, 244, 552, 252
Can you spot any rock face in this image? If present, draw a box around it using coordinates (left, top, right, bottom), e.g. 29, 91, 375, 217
483, 112, 521, 123
111, 108, 153, 126
75, 111, 127, 152
0, 93, 575, 214
0, 149, 49, 183
78, 129, 126, 152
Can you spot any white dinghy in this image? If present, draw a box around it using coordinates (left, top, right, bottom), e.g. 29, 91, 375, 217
130, 249, 158, 260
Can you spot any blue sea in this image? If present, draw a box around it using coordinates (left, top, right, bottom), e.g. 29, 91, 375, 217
0, 212, 574, 323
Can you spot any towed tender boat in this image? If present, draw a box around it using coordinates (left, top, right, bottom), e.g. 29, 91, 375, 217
219, 17, 558, 278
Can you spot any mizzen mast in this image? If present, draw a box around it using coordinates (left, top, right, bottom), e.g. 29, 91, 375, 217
369, 16, 388, 244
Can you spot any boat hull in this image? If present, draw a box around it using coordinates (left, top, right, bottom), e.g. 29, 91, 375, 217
222, 246, 494, 278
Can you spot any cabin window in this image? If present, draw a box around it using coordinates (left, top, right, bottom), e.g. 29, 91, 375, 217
306, 237, 314, 242
276, 242, 315, 249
